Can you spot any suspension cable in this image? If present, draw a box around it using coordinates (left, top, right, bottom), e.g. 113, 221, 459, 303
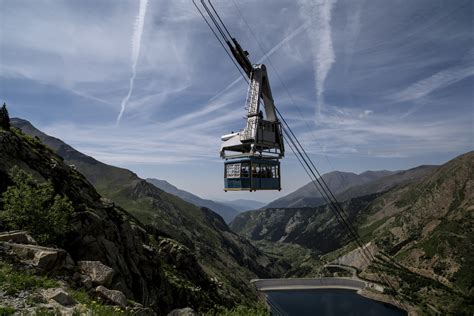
280, 105, 408, 309
282, 125, 371, 264
199, 0, 375, 278
193, 0, 408, 310
230, 0, 337, 180
208, 0, 234, 40
192, 0, 248, 83
226, 2, 406, 306
282, 122, 407, 310
201, 0, 229, 42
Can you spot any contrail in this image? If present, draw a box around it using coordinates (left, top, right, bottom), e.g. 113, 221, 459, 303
116, 0, 149, 126
297, 0, 337, 120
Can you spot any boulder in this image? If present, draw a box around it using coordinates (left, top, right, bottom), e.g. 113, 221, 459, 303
167, 307, 198, 316
95, 285, 127, 308
78, 261, 114, 286
0, 242, 68, 272
42, 288, 77, 307
71, 272, 93, 290
0, 231, 37, 244
100, 197, 115, 209
81, 275, 93, 290
34, 250, 63, 271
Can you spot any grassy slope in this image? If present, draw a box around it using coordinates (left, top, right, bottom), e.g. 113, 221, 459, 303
360, 152, 474, 314
333, 152, 474, 314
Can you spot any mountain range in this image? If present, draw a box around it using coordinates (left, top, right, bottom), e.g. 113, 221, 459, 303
230, 151, 474, 314
3, 117, 472, 314
263, 167, 436, 209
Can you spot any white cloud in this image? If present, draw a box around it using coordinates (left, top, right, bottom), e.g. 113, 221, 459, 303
297, 0, 338, 119
391, 64, 474, 103
296, 105, 471, 158
358, 110, 373, 118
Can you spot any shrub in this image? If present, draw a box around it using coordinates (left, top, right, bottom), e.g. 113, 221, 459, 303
0, 306, 16, 316
0, 167, 74, 245
204, 303, 270, 316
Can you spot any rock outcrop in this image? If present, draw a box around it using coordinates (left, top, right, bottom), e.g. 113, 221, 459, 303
0, 242, 71, 273
95, 285, 127, 307
0, 231, 37, 244
78, 261, 114, 286
42, 288, 77, 307
167, 307, 198, 316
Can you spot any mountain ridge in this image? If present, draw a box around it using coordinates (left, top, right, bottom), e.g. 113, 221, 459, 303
264, 170, 395, 208
145, 178, 240, 223
217, 199, 267, 212
0, 122, 226, 313
264, 166, 437, 209
9, 117, 285, 307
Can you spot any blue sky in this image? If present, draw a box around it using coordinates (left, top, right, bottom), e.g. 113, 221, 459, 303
1, 0, 473, 203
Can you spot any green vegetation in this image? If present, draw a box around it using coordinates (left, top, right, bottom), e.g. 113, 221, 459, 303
371, 256, 474, 315
0, 306, 16, 316
358, 217, 389, 241
35, 307, 61, 316
69, 289, 134, 315
448, 180, 466, 211
420, 220, 461, 258
0, 167, 74, 245
204, 303, 269, 316
254, 240, 321, 277
417, 215, 474, 294
10, 126, 55, 157
0, 262, 57, 295
393, 186, 422, 208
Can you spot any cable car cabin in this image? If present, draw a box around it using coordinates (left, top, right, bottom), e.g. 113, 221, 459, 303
224, 157, 281, 191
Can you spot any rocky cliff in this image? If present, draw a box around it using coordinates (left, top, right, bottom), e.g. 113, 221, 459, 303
0, 122, 280, 314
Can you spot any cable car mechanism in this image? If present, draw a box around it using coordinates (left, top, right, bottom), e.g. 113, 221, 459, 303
194, 0, 285, 192
221, 64, 284, 192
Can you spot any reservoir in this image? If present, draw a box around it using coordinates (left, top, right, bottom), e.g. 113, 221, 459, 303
265, 289, 407, 316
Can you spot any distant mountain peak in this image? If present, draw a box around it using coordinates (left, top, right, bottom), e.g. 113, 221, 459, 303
146, 178, 240, 223
264, 168, 432, 209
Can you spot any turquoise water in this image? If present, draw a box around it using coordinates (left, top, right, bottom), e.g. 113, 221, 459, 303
265, 289, 407, 316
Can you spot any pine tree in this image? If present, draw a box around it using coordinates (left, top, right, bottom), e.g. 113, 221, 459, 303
0, 103, 10, 130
